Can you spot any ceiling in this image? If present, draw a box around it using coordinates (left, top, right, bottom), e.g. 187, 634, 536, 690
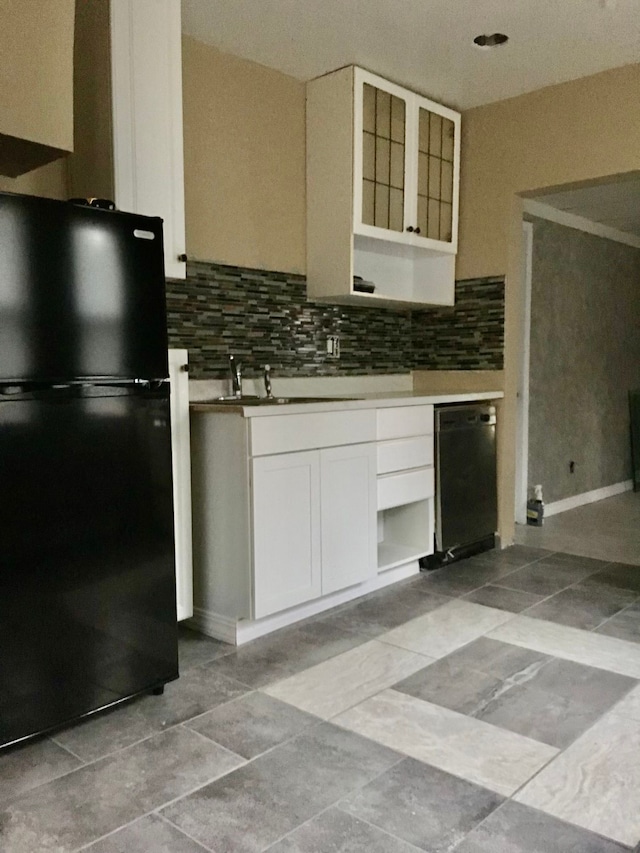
181, 0, 640, 110
533, 177, 640, 238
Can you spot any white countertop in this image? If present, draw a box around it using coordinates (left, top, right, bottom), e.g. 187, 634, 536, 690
190, 390, 503, 417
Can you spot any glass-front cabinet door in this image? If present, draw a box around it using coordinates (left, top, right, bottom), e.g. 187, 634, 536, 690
416, 103, 456, 243
353, 68, 460, 252
354, 71, 412, 240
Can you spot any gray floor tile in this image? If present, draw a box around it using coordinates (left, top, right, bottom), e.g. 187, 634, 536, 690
312, 583, 450, 638
338, 756, 503, 853
456, 800, 631, 852
186, 692, 318, 759
393, 658, 505, 716
463, 584, 546, 613
497, 560, 597, 596
84, 813, 210, 852
208, 621, 367, 688
0, 737, 81, 806
441, 637, 551, 681
474, 683, 603, 748
514, 710, 640, 845
420, 561, 510, 595
266, 808, 421, 852
475, 658, 636, 748
584, 562, 640, 593
178, 624, 234, 670
468, 544, 552, 569
162, 722, 401, 853
53, 663, 249, 761
0, 727, 244, 853
538, 553, 611, 571
524, 584, 637, 630
596, 602, 640, 643
529, 657, 637, 711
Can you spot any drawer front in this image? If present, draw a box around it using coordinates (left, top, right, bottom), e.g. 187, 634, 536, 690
377, 405, 434, 440
377, 436, 433, 474
377, 467, 435, 510
250, 409, 376, 456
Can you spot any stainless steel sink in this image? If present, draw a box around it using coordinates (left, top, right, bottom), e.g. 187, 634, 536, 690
208, 395, 356, 406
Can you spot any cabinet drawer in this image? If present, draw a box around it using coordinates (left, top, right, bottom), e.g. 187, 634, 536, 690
376, 405, 434, 440
377, 437, 433, 474
377, 467, 434, 510
250, 409, 376, 457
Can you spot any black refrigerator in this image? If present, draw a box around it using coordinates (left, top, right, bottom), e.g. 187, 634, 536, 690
0, 192, 179, 750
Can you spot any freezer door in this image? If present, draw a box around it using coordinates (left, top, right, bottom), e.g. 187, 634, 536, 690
0, 192, 168, 382
0, 384, 178, 749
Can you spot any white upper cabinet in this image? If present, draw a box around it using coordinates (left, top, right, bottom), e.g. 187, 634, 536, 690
110, 0, 186, 279
354, 69, 460, 252
307, 66, 461, 308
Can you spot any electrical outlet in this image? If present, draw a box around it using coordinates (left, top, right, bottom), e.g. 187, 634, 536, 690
326, 335, 340, 358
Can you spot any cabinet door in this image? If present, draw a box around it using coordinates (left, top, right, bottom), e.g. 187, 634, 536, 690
353, 70, 412, 242
320, 444, 377, 595
411, 96, 460, 250
168, 349, 193, 621
252, 451, 321, 618
110, 0, 186, 279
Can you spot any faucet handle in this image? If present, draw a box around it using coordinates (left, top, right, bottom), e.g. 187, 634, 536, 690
229, 354, 242, 398
263, 363, 273, 398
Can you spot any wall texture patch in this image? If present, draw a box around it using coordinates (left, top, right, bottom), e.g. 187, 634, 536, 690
165, 261, 504, 378
528, 218, 640, 503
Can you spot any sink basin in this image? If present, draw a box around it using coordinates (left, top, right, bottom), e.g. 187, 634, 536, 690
207, 395, 356, 406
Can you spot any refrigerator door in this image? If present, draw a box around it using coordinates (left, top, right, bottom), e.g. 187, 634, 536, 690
0, 383, 178, 749
0, 192, 168, 382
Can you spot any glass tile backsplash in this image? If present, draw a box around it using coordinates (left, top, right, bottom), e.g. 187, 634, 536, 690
165, 261, 504, 378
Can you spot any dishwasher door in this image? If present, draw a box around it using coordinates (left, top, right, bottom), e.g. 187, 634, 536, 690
436, 404, 497, 552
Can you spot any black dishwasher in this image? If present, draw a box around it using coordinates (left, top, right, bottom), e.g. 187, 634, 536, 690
427, 403, 497, 566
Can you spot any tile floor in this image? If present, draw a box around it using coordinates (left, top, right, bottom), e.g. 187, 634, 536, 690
515, 490, 640, 565
3, 545, 640, 851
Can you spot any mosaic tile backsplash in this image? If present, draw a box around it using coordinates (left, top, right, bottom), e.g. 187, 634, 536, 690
165, 261, 504, 378
412, 276, 505, 370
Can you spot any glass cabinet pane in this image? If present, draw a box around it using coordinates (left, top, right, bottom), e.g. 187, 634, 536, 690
375, 137, 390, 184
389, 188, 403, 231
363, 84, 376, 134
374, 184, 390, 228
440, 202, 453, 242
429, 113, 442, 158
362, 180, 375, 225
416, 104, 456, 243
442, 118, 455, 162
363, 132, 375, 182
390, 142, 404, 189
360, 83, 406, 232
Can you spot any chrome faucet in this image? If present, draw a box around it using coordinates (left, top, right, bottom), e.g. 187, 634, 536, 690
263, 364, 273, 398
229, 355, 242, 398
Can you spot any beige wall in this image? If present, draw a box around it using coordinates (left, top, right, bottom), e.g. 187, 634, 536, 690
412, 370, 504, 394
182, 37, 306, 274
457, 62, 640, 545
0, 0, 75, 174
458, 62, 640, 280
68, 0, 114, 200
0, 159, 68, 199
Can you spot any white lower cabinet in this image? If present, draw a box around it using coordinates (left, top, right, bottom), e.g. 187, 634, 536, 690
320, 444, 377, 596
252, 451, 322, 619
190, 402, 434, 642
252, 443, 376, 617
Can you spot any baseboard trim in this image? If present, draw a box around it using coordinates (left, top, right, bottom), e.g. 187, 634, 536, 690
186, 608, 239, 645
544, 480, 633, 517
191, 561, 421, 646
